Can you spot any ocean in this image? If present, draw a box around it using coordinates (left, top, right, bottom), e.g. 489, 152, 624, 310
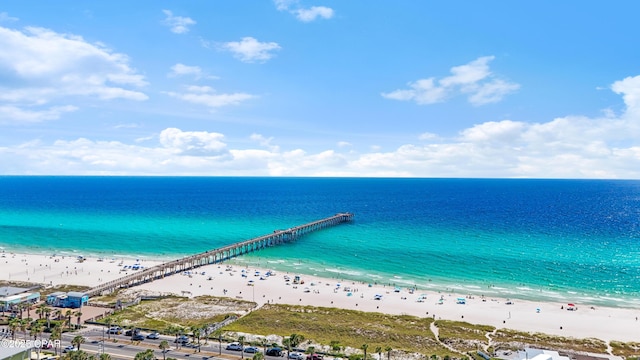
1, 176, 639, 308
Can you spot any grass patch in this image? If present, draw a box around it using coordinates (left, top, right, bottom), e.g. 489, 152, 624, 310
491, 329, 607, 354
609, 341, 640, 358
434, 320, 495, 353
91, 289, 125, 306
0, 280, 41, 289
224, 303, 456, 357
100, 295, 255, 332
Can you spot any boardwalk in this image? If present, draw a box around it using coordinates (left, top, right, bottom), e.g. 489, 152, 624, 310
86, 213, 354, 297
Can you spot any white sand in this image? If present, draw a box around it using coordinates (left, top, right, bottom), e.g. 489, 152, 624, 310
0, 252, 163, 287
2, 252, 640, 343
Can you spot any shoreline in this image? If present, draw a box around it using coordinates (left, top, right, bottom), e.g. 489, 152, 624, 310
1, 250, 640, 343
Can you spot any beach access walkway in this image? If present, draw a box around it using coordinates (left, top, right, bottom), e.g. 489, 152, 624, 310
85, 213, 354, 297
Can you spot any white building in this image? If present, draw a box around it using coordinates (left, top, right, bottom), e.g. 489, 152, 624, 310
518, 348, 571, 360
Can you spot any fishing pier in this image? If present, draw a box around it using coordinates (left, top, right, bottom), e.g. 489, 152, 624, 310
86, 213, 354, 296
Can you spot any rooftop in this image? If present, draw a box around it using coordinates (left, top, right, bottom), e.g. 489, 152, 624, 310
0, 286, 30, 297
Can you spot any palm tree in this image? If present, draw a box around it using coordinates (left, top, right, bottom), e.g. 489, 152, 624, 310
130, 327, 138, 342
63, 349, 90, 360
289, 334, 304, 350
50, 325, 62, 355
253, 353, 265, 360
44, 307, 52, 329
106, 319, 113, 340
159, 340, 170, 360
72, 335, 86, 351
361, 344, 369, 360
18, 318, 28, 339
283, 337, 291, 359
192, 327, 201, 350
200, 325, 209, 345
212, 329, 223, 355
261, 338, 269, 354
36, 304, 46, 320
238, 335, 246, 360
307, 346, 315, 356
65, 310, 73, 329
375, 346, 382, 360
74, 311, 83, 329
25, 303, 32, 319
134, 349, 155, 360
8, 317, 20, 340
385, 346, 393, 360
99, 353, 112, 360
30, 321, 44, 340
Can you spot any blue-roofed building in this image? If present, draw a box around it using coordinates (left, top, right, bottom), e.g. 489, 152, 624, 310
65, 291, 89, 308
45, 292, 67, 307
45, 291, 88, 308
0, 286, 40, 312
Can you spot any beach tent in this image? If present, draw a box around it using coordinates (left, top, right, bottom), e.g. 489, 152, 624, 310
456, 297, 466, 304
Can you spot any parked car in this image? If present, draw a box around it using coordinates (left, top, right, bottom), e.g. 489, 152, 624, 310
306, 354, 324, 360
147, 332, 160, 339
107, 326, 123, 334
288, 353, 304, 360
244, 347, 260, 354
132, 334, 145, 341
266, 347, 283, 356
125, 329, 140, 336
63, 345, 76, 353
175, 335, 189, 344
226, 342, 243, 351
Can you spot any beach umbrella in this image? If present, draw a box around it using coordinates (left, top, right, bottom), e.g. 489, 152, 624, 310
568, 303, 575, 307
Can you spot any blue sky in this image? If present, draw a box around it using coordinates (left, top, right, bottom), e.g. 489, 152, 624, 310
1, 1, 639, 178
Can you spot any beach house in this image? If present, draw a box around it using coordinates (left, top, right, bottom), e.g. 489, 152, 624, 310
45, 291, 88, 308
0, 286, 40, 313
517, 348, 570, 360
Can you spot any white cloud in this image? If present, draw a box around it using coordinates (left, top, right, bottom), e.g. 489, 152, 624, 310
159, 128, 227, 155
611, 75, 640, 117
164, 85, 255, 109
0, 25, 147, 123
162, 10, 196, 34
250, 133, 279, 152
168, 63, 219, 80
418, 132, 438, 141
468, 79, 521, 105
274, 0, 296, 11
274, 0, 335, 22
169, 63, 202, 78
220, 37, 281, 63
382, 56, 519, 106
0, 105, 78, 123
2, 75, 640, 178
295, 6, 334, 22
0, 12, 19, 22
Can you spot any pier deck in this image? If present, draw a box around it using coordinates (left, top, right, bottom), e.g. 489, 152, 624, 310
86, 213, 354, 297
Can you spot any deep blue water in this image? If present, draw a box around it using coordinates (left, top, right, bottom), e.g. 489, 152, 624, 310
1, 177, 639, 308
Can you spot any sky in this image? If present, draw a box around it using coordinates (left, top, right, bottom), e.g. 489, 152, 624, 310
1, 1, 639, 178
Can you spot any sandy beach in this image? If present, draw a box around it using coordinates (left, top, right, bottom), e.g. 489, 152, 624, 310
2, 251, 640, 343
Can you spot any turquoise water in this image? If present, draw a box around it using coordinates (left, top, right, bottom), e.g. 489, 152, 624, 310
1, 177, 639, 308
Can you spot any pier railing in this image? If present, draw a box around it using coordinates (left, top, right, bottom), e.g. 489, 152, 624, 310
86, 212, 354, 297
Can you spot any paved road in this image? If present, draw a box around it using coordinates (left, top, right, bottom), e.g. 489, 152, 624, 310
57, 326, 289, 360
